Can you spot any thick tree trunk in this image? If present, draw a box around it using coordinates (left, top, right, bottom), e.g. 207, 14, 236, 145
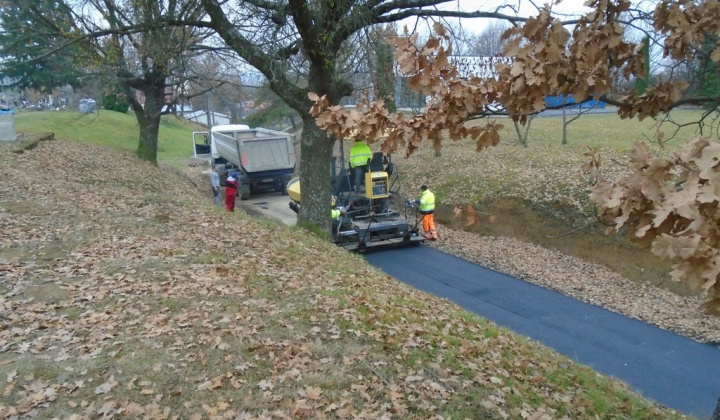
130, 83, 164, 164
136, 116, 161, 163
297, 117, 335, 236
292, 55, 349, 236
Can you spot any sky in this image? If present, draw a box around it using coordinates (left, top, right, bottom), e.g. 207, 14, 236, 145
410, 0, 594, 34
241, 0, 597, 85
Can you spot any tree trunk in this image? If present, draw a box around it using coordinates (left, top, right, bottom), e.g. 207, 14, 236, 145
297, 116, 335, 236
136, 115, 161, 163
513, 118, 532, 147
562, 106, 568, 145
523, 120, 532, 147
230, 104, 241, 125
129, 82, 164, 164
291, 54, 350, 236
205, 93, 213, 129
513, 120, 524, 146
712, 394, 720, 420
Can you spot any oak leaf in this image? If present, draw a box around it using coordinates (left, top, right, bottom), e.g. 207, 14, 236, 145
94, 377, 117, 395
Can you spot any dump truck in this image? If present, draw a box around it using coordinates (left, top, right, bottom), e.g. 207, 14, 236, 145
193, 124, 296, 199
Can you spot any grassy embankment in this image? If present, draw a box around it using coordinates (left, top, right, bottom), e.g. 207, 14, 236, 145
13, 109, 198, 162
0, 110, 691, 418
395, 109, 717, 291
398, 109, 715, 208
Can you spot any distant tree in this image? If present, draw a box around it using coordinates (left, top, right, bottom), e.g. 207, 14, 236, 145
561, 99, 598, 145
102, 84, 130, 113
0, 0, 213, 164
694, 35, 719, 110
101, 93, 129, 113
634, 36, 651, 95
469, 21, 509, 56
0, 0, 82, 92
243, 84, 298, 129
370, 26, 397, 113
436, 19, 478, 56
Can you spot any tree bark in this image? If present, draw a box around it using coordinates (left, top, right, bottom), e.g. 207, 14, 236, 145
513, 120, 524, 146
523, 120, 532, 147
562, 106, 568, 145
129, 82, 164, 164
712, 395, 720, 420
512, 118, 532, 147
136, 115, 161, 163
297, 116, 335, 235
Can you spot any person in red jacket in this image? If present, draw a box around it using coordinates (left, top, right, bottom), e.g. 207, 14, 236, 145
225, 172, 238, 211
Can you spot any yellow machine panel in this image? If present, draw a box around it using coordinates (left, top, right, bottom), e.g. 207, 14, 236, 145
365, 171, 389, 199
286, 177, 301, 203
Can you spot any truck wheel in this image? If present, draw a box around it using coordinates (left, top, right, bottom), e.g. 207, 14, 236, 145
240, 185, 251, 200
276, 181, 289, 195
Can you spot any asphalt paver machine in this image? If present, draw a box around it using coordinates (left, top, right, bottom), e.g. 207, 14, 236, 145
287, 142, 425, 252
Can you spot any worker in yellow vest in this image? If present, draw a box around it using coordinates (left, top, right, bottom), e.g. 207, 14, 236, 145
348, 138, 372, 192
331, 195, 342, 220
415, 184, 438, 240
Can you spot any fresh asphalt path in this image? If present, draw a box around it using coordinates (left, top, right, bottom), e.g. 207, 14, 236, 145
364, 244, 720, 418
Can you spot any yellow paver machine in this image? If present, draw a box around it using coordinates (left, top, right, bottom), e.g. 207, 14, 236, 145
287, 149, 425, 252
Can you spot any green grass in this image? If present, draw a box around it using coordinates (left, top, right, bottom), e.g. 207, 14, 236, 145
491, 108, 718, 153
14, 109, 201, 161
399, 108, 719, 211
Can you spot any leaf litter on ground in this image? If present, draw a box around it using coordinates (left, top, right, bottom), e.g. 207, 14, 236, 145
0, 137, 689, 419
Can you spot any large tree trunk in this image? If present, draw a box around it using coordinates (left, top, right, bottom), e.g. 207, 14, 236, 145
297, 116, 335, 235
129, 82, 164, 164
292, 56, 349, 236
137, 115, 161, 163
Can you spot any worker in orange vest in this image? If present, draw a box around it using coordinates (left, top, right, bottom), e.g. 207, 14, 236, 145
415, 184, 438, 240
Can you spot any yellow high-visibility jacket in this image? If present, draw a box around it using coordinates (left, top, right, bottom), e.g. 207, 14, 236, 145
349, 141, 371, 168
419, 190, 435, 214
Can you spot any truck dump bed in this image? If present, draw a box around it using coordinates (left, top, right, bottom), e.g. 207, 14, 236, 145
212, 127, 295, 173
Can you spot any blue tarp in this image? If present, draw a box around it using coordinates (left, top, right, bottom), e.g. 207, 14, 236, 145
0, 109, 14, 114
545, 95, 605, 109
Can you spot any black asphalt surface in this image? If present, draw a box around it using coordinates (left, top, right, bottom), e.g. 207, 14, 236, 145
364, 245, 720, 418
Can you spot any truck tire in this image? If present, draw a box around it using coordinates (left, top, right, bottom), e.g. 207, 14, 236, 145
275, 181, 289, 195
240, 184, 251, 200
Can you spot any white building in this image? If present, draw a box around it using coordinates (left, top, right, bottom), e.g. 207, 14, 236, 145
183, 110, 231, 127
